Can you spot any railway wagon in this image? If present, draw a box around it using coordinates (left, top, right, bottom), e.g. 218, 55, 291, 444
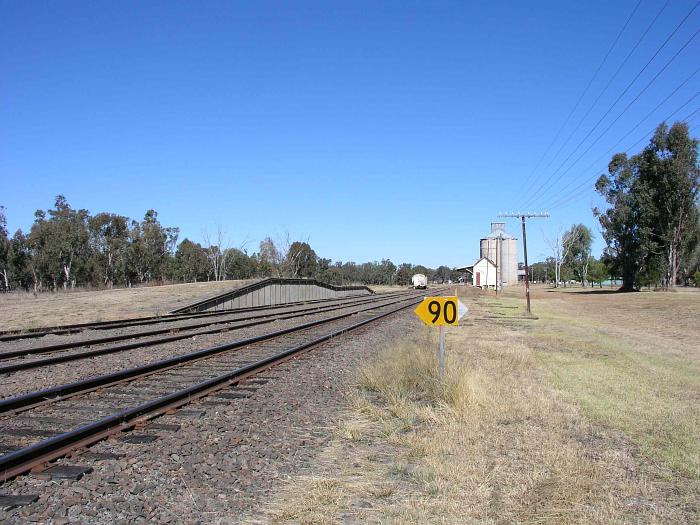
411, 273, 427, 289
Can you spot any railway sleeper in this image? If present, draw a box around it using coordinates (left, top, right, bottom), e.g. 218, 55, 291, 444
0, 292, 445, 484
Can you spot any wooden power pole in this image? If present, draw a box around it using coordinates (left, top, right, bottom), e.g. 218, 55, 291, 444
498, 212, 549, 314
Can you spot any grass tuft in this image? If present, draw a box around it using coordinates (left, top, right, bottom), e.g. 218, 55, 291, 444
263, 287, 699, 524
358, 333, 486, 415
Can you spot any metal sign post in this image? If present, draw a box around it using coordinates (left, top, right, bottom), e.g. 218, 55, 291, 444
438, 325, 446, 382
414, 295, 468, 383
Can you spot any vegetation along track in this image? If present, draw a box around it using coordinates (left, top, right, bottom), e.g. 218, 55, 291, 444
0, 288, 447, 482
0, 291, 416, 374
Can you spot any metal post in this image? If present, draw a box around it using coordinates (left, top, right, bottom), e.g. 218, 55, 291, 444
500, 232, 504, 289
438, 325, 445, 383
521, 215, 531, 314
495, 235, 499, 296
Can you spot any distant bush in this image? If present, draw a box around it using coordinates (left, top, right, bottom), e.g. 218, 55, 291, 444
693, 270, 700, 287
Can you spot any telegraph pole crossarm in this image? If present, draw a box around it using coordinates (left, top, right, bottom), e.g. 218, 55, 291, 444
497, 212, 549, 314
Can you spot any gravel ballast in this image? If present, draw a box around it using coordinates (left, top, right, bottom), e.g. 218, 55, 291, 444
0, 295, 414, 399
0, 309, 420, 523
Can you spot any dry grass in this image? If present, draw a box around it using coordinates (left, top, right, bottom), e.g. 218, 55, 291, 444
0, 279, 257, 330
516, 287, 700, 481
264, 286, 698, 524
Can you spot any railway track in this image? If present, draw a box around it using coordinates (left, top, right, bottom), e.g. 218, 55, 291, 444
0, 292, 386, 343
0, 290, 416, 374
0, 288, 446, 483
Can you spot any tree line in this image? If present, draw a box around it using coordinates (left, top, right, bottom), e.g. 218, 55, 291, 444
0, 197, 458, 292
595, 122, 699, 291
530, 122, 699, 290
530, 222, 610, 287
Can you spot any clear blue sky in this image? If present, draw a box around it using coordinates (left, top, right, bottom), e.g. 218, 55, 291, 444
2, 1, 698, 267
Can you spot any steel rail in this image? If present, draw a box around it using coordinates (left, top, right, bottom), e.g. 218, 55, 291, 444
0, 295, 424, 482
0, 291, 423, 374
0, 291, 435, 414
0, 290, 415, 362
0, 291, 403, 342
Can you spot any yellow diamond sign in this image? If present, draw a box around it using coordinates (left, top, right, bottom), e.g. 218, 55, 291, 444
414, 296, 468, 326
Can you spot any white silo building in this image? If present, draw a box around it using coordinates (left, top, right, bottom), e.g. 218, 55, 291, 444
480, 222, 518, 287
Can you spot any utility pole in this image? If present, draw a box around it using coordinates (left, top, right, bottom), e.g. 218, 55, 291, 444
495, 235, 499, 297
498, 212, 549, 314
498, 231, 503, 292
521, 216, 530, 312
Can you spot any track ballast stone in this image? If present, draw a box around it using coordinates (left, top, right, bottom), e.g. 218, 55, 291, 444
0, 308, 420, 524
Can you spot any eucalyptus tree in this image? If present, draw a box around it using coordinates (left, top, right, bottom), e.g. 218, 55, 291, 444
596, 122, 699, 290
202, 227, 229, 281
224, 248, 257, 279
318, 257, 332, 274
127, 210, 179, 283
10, 231, 34, 290
318, 261, 346, 285
286, 241, 318, 278
563, 224, 593, 286
29, 196, 91, 290
587, 258, 609, 288
0, 207, 9, 290
595, 154, 648, 291
435, 265, 451, 283
88, 212, 130, 287
378, 259, 397, 284
544, 226, 580, 288
172, 239, 210, 282
395, 263, 414, 286
636, 123, 699, 288
258, 237, 282, 277
682, 207, 700, 285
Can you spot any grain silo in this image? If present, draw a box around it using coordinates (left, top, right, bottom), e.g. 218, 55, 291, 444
479, 222, 518, 286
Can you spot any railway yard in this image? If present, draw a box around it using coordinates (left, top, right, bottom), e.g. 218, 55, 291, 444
0, 282, 698, 524
0, 283, 445, 523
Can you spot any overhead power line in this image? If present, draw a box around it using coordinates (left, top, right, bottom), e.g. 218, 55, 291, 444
541, 100, 700, 212
519, 0, 672, 203
538, 76, 700, 212
543, 102, 700, 211
526, 31, 700, 210
520, 0, 700, 209
521, 0, 643, 189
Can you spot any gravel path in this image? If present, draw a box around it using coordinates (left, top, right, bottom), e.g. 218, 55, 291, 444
0, 309, 420, 523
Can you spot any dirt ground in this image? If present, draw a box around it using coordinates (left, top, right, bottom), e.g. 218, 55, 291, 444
0, 280, 259, 330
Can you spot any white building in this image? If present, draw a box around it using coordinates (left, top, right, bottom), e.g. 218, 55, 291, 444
471, 257, 497, 288
455, 222, 520, 289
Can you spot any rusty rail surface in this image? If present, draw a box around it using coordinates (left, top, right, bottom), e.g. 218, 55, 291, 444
0, 288, 381, 343
0, 291, 414, 373
0, 289, 445, 482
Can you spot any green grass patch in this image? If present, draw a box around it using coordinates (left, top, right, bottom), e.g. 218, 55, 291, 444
535, 326, 700, 480
481, 295, 526, 317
